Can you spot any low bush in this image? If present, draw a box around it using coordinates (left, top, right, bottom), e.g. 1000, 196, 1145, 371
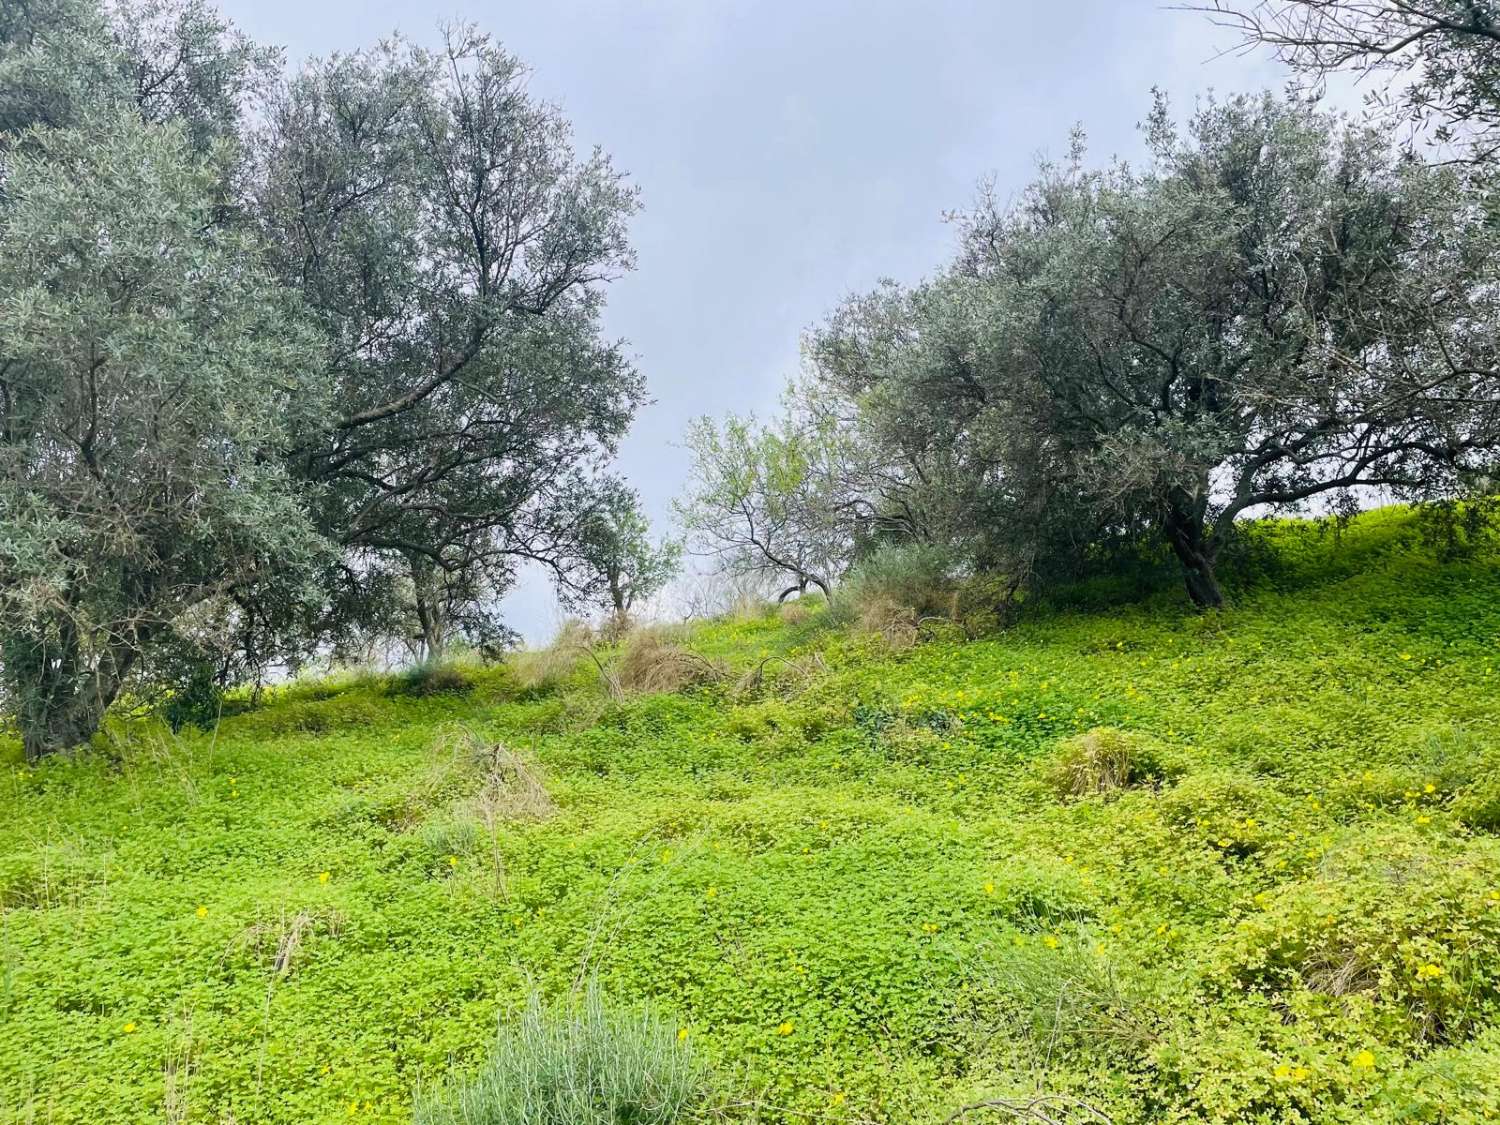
831, 544, 956, 634
1159, 769, 1282, 857
414, 986, 711, 1125
388, 662, 476, 698
159, 660, 225, 733
1218, 830, 1500, 1046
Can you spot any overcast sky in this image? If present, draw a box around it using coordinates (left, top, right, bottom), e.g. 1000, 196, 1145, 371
218, 0, 1298, 642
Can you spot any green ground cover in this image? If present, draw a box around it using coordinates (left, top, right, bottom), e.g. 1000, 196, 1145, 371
3, 507, 1499, 1123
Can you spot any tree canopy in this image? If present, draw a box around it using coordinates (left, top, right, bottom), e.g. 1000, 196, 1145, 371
792, 93, 1500, 606
0, 2, 664, 755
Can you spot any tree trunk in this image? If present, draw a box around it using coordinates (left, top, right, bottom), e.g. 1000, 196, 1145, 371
20, 694, 108, 763
777, 577, 809, 603
5, 625, 135, 762
1163, 502, 1224, 610
408, 555, 447, 663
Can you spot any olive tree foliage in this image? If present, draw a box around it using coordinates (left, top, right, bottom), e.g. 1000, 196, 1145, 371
675, 413, 857, 600
556, 483, 681, 617
803, 276, 1122, 593
807, 94, 1500, 607
0, 115, 325, 760
255, 28, 645, 659
1193, 1, 1500, 162
0, 0, 321, 760
0, 3, 658, 755
0, 0, 275, 146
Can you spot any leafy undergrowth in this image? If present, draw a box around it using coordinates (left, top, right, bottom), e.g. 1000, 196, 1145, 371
3, 507, 1500, 1124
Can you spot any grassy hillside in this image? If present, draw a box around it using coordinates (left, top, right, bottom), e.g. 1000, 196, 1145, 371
4, 508, 1500, 1124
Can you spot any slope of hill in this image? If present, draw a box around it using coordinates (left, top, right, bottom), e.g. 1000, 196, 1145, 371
3, 508, 1500, 1124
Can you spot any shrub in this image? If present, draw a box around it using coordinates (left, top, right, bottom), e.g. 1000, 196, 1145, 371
832, 544, 956, 627
389, 662, 476, 697
952, 571, 1024, 635
1159, 769, 1281, 857
160, 660, 224, 733
1046, 727, 1163, 797
414, 986, 711, 1125
1218, 830, 1500, 1046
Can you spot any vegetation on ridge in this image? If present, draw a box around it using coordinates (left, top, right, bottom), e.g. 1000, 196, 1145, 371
3, 508, 1499, 1123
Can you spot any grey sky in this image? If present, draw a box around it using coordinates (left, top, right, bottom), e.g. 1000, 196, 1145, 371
219, 0, 1295, 642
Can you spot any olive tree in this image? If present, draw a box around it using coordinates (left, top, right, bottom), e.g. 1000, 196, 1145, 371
256, 28, 646, 656
0, 113, 324, 759
1194, 0, 1500, 162
0, 2, 662, 752
558, 482, 681, 617
676, 413, 855, 601
811, 94, 1500, 607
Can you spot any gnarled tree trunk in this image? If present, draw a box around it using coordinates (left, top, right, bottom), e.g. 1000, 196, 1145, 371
3, 623, 139, 762
1163, 495, 1225, 610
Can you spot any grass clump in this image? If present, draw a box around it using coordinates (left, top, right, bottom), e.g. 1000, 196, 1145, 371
1045, 727, 1164, 797
415, 986, 711, 1125
615, 628, 725, 696
509, 620, 596, 695
975, 929, 1162, 1057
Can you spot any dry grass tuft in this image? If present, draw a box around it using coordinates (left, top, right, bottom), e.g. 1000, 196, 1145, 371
777, 599, 813, 625
417, 726, 557, 899
1047, 728, 1151, 797
470, 740, 557, 826
856, 595, 921, 650
732, 651, 829, 700
614, 629, 726, 696
228, 907, 343, 979
509, 619, 595, 692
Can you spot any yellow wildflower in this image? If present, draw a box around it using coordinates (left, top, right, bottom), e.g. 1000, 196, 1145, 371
122, 1021, 137, 1034
705, 886, 717, 899
1352, 1049, 1376, 1070
983, 881, 995, 895
677, 1028, 689, 1042
1042, 934, 1060, 949
195, 905, 208, 919
1416, 963, 1443, 980
776, 1021, 794, 1036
